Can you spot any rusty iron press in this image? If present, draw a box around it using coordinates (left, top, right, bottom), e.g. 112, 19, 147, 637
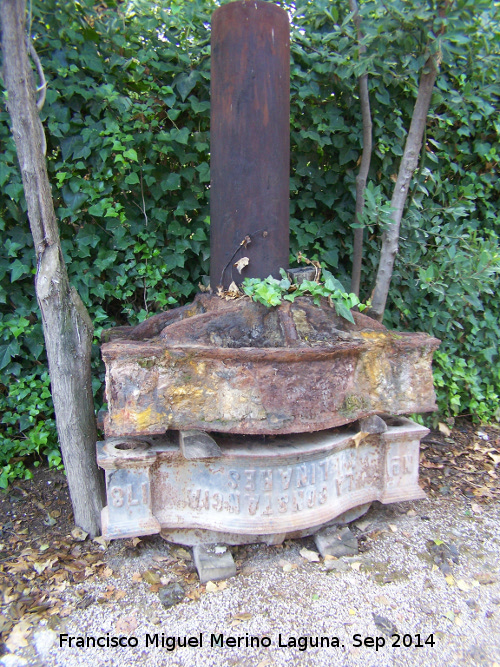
97, 1, 439, 573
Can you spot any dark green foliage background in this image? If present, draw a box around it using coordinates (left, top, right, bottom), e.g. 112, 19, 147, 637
0, 0, 498, 485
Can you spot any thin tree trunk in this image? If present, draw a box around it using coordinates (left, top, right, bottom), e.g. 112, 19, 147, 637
349, 0, 372, 297
1, 0, 105, 536
368, 55, 438, 321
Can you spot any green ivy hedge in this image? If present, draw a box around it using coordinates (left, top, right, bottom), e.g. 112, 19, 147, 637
0, 0, 498, 485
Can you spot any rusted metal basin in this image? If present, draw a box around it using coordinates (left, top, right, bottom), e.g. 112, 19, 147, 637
97, 416, 427, 542
101, 295, 440, 438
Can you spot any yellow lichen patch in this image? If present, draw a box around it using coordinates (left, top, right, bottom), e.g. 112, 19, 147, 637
359, 331, 389, 343
191, 361, 206, 375
171, 386, 204, 398
292, 308, 312, 338
360, 348, 391, 392
132, 406, 154, 430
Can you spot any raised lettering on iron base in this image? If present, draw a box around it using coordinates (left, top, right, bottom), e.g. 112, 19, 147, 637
185, 447, 380, 518
110, 482, 150, 508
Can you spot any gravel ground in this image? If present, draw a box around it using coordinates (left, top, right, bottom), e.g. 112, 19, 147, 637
2, 495, 499, 667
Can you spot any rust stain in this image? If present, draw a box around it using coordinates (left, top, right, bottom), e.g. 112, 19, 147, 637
102, 295, 440, 438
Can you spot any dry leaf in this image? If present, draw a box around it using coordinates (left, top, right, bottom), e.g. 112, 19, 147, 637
103, 587, 115, 600
93, 536, 108, 549
471, 503, 483, 514
348, 608, 357, 615
205, 581, 218, 592
142, 570, 161, 585
375, 595, 390, 605
300, 548, 320, 562
388, 524, 398, 532
115, 615, 137, 635
7, 560, 30, 574
100, 566, 114, 579
488, 452, 500, 465
350, 562, 362, 572
205, 580, 226, 593
6, 619, 32, 652
352, 431, 369, 448
456, 579, 471, 592
131, 537, 141, 547
226, 281, 240, 296
71, 527, 88, 542
234, 257, 249, 273
175, 548, 192, 561
132, 572, 142, 582
438, 422, 452, 437
34, 557, 58, 575
474, 572, 497, 585
152, 555, 169, 563
186, 588, 202, 601
232, 612, 252, 622
445, 574, 455, 586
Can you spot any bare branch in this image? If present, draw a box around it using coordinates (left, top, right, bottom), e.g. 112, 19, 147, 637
349, 0, 373, 298
368, 54, 439, 321
26, 36, 46, 110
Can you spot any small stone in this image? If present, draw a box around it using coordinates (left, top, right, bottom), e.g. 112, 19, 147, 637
179, 431, 222, 459
314, 526, 358, 558
439, 562, 453, 575
324, 559, 349, 572
358, 415, 387, 434
158, 583, 185, 608
214, 545, 227, 554
192, 544, 236, 584
420, 605, 434, 615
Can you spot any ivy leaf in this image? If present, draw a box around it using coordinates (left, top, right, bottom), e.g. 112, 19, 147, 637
62, 188, 88, 211
125, 172, 140, 185
10, 259, 30, 282
0, 340, 21, 369
123, 148, 138, 162
335, 302, 355, 324
176, 71, 199, 101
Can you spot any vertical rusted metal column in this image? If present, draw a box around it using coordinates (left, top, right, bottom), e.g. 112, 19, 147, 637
210, 0, 290, 289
